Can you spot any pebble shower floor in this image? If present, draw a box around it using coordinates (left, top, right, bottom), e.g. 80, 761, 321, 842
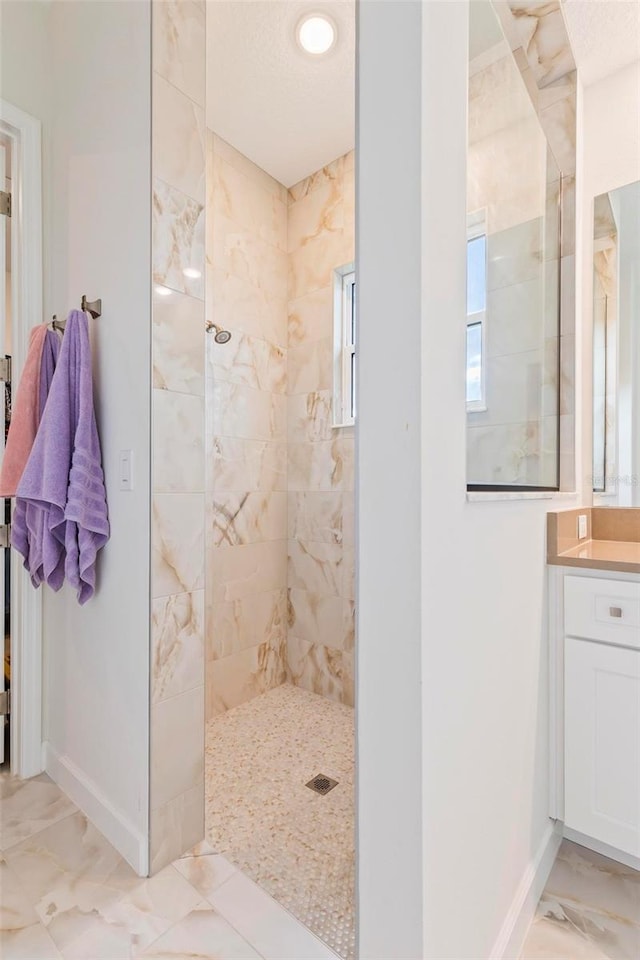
205, 683, 356, 960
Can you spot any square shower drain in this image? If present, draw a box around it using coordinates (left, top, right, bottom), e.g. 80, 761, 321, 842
305, 774, 338, 795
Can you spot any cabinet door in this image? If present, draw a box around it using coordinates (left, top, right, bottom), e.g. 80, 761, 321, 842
565, 637, 640, 858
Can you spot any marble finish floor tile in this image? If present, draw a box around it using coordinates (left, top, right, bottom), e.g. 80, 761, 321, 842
521, 841, 640, 960
0, 772, 77, 852
205, 682, 355, 959
1, 765, 342, 960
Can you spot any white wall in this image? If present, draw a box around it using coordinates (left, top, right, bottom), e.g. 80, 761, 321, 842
358, 2, 577, 956
357, 1, 424, 955
0, 0, 52, 316
41, 0, 151, 873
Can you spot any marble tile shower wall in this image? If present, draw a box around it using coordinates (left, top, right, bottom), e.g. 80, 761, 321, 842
205, 133, 289, 719
205, 142, 355, 714
287, 153, 355, 706
150, 0, 206, 872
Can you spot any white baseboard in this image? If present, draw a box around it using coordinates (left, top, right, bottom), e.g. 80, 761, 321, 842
489, 822, 562, 960
43, 741, 148, 876
563, 826, 640, 871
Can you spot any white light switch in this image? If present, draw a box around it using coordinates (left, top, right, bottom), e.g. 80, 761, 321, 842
119, 450, 133, 491
578, 514, 588, 539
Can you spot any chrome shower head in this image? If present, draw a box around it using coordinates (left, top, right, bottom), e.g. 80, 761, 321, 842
206, 321, 232, 344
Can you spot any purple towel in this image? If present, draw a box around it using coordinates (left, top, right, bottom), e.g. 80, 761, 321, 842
16, 310, 109, 603
11, 329, 62, 586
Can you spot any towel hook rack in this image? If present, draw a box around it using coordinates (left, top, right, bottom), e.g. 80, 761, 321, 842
51, 295, 102, 331
81, 295, 102, 319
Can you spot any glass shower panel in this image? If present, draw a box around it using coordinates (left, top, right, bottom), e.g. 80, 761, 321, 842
466, 1, 561, 490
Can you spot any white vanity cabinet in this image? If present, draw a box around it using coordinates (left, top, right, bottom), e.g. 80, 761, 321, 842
551, 570, 640, 865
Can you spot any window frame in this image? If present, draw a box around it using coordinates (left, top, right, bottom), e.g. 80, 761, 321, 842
333, 262, 356, 427
466, 211, 488, 414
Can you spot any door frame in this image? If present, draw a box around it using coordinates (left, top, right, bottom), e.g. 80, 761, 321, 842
0, 99, 44, 779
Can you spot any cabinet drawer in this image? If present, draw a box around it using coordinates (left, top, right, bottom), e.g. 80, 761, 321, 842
564, 575, 640, 649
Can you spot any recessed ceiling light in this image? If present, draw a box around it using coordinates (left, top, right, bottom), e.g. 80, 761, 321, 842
155, 285, 172, 297
183, 267, 202, 279
297, 13, 336, 55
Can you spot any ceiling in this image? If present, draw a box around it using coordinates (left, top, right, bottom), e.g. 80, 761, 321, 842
206, 0, 355, 188
562, 0, 640, 86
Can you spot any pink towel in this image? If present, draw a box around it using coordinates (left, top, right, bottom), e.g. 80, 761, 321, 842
0, 324, 50, 496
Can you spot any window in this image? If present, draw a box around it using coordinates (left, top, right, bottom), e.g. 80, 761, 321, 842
466, 214, 487, 412
333, 263, 356, 426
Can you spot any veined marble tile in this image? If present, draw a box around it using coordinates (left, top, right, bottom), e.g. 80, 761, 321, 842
342, 492, 355, 547
59, 865, 203, 960
152, 493, 205, 597
213, 133, 288, 205
207, 588, 287, 661
287, 636, 344, 705
288, 390, 333, 442
288, 491, 343, 544
487, 217, 543, 292
541, 93, 577, 176
153, 289, 204, 396
288, 438, 354, 493
140, 902, 262, 959
508, 3, 575, 90
153, 389, 204, 493
288, 589, 354, 652
288, 231, 353, 301
486, 277, 543, 359
0, 856, 62, 958
205, 635, 287, 717
212, 154, 287, 252
287, 179, 344, 254
0, 773, 77, 852
288, 339, 333, 396
152, 0, 205, 107
209, 265, 288, 348
210, 437, 287, 493
211, 380, 286, 442
172, 854, 237, 901
342, 651, 355, 708
210, 492, 287, 547
152, 590, 204, 704
4, 812, 136, 952
151, 687, 204, 809
560, 175, 576, 257
153, 73, 205, 203
150, 785, 204, 874
467, 421, 542, 487
521, 894, 640, 960
207, 329, 286, 395
552, 336, 576, 416
288, 155, 346, 204
468, 119, 547, 236
288, 539, 342, 598
288, 286, 333, 347
544, 840, 640, 929
470, 349, 545, 428
342, 546, 355, 602
153, 180, 205, 299
212, 213, 288, 302
208, 540, 287, 603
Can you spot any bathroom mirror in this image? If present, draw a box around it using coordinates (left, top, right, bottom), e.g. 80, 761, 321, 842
592, 181, 640, 503
466, 0, 576, 491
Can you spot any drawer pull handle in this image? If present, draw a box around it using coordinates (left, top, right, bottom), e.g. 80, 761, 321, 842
609, 606, 623, 619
